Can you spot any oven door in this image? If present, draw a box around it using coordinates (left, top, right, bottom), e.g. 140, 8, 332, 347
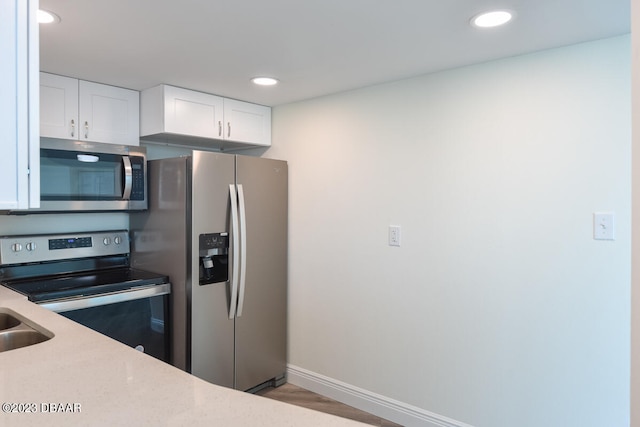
41, 284, 170, 363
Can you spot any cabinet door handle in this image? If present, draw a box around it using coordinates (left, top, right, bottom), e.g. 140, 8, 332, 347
218, 120, 222, 137
84, 121, 89, 139
70, 119, 75, 138
227, 122, 231, 138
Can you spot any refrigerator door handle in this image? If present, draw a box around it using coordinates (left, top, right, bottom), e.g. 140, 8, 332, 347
228, 184, 240, 319
236, 184, 247, 317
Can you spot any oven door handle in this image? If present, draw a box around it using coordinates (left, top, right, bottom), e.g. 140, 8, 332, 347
39, 283, 171, 313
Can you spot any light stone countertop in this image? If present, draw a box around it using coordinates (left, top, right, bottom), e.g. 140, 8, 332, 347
0, 287, 364, 426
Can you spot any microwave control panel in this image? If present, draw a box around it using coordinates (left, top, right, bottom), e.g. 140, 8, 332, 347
130, 156, 146, 201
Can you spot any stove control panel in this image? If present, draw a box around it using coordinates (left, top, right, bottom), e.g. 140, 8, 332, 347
49, 236, 93, 250
0, 231, 129, 265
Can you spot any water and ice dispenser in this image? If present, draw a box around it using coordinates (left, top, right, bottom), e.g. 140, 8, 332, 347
199, 233, 229, 285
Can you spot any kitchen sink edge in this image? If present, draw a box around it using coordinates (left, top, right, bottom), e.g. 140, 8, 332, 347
0, 307, 54, 353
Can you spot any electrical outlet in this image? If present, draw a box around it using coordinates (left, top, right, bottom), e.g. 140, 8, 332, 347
389, 225, 401, 247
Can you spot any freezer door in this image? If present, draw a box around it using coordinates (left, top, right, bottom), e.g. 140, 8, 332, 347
190, 151, 236, 388
235, 155, 288, 391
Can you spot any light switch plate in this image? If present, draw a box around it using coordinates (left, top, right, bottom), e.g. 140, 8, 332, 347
593, 212, 615, 240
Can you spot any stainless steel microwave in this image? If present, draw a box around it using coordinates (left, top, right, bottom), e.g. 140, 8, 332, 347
12, 139, 147, 213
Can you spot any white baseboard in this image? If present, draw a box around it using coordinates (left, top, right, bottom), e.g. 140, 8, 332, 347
286, 365, 474, 427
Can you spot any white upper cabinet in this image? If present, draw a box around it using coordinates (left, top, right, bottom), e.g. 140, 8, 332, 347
140, 84, 271, 149
0, 0, 39, 210
40, 72, 140, 146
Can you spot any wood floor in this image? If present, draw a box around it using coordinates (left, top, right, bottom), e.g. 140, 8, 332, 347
257, 383, 402, 427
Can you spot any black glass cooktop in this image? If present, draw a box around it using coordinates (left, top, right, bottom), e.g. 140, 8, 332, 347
3, 268, 169, 303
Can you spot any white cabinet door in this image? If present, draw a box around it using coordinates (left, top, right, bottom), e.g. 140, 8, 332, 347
0, 0, 39, 210
163, 85, 224, 139
40, 72, 79, 139
223, 99, 271, 146
79, 80, 140, 145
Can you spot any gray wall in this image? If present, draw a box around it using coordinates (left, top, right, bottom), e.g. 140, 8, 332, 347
268, 35, 630, 427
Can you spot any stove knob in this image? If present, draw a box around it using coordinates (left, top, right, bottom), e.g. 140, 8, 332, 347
11, 243, 22, 252
103, 237, 111, 246
25, 242, 36, 251
114, 236, 122, 245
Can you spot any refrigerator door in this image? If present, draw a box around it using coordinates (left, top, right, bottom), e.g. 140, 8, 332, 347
234, 155, 288, 391
190, 151, 236, 388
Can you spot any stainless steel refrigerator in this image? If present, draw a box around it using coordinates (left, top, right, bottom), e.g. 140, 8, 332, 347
130, 151, 287, 391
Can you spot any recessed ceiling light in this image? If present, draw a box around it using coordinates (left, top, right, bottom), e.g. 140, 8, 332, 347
37, 9, 61, 24
471, 10, 513, 28
251, 77, 279, 86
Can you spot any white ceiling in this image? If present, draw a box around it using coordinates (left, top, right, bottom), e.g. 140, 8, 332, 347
39, 0, 630, 107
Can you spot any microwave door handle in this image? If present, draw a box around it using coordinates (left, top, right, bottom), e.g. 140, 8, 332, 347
122, 156, 133, 200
